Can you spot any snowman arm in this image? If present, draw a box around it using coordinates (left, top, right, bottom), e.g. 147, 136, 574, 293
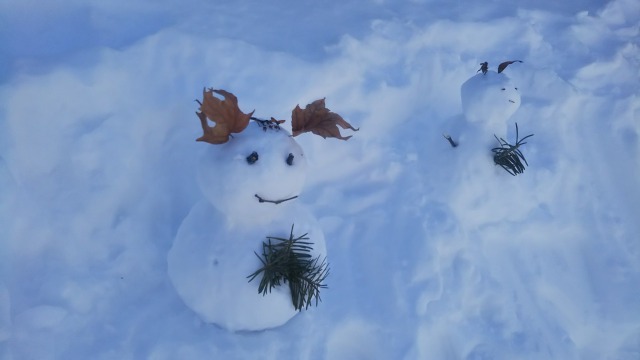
443, 133, 458, 148
254, 194, 299, 204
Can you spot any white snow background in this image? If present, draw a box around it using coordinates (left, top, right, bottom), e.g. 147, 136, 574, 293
1, 0, 639, 358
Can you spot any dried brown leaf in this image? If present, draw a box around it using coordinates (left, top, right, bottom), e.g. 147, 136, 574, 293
291, 98, 358, 140
195, 88, 254, 144
497, 60, 523, 74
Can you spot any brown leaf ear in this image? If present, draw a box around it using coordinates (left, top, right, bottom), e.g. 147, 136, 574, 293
196, 88, 254, 144
497, 60, 523, 74
196, 110, 227, 144
291, 98, 358, 140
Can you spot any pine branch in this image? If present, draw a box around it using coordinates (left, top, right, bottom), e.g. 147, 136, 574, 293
247, 224, 329, 311
491, 123, 534, 176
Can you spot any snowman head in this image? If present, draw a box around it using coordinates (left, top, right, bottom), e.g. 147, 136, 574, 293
198, 120, 307, 225
461, 71, 520, 123
193, 89, 358, 225
460, 60, 522, 132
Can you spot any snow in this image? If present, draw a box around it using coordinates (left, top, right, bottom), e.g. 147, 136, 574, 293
1, 0, 639, 358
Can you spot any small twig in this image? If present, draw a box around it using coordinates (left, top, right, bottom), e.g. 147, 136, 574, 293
255, 194, 298, 204
250, 116, 283, 131
443, 134, 458, 148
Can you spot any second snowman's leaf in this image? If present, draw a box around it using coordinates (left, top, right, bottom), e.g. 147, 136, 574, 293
195, 88, 255, 144
291, 98, 358, 140
497, 60, 523, 74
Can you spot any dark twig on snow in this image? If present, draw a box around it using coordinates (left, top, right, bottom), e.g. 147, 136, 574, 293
251, 117, 283, 131
491, 123, 534, 176
255, 194, 298, 204
443, 134, 458, 148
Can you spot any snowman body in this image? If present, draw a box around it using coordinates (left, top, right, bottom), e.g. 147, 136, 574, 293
168, 122, 326, 331
460, 70, 521, 146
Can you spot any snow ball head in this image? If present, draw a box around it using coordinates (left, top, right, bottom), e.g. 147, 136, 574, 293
461, 71, 521, 127
197, 121, 307, 223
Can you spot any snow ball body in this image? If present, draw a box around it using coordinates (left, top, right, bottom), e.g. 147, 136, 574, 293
168, 121, 326, 331
461, 71, 521, 135
168, 200, 326, 331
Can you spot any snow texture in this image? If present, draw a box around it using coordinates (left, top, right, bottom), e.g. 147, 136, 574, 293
1, 0, 639, 358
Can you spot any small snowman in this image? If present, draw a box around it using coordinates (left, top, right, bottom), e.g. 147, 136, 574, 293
168, 89, 357, 331
459, 60, 523, 147
453, 60, 533, 175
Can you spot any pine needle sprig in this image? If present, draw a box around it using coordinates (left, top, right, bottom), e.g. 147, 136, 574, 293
247, 224, 329, 311
491, 123, 534, 176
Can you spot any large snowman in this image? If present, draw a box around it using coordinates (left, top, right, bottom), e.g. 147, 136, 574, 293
459, 60, 523, 147
168, 89, 356, 331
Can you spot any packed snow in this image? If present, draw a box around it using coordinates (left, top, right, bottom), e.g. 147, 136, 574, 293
1, 0, 639, 359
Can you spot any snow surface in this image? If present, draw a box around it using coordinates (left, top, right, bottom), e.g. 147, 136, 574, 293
1, 0, 640, 359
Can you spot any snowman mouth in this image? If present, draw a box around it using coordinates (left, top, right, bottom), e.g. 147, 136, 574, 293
254, 194, 298, 205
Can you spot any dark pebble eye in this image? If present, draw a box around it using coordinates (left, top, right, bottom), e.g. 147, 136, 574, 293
501, 88, 506, 91
246, 151, 259, 164
515, 87, 518, 90
286, 153, 294, 166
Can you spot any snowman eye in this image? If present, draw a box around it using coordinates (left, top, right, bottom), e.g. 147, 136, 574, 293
515, 87, 518, 90
501, 88, 506, 91
246, 151, 259, 165
286, 153, 294, 166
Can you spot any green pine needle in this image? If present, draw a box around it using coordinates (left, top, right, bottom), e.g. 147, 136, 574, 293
247, 224, 329, 311
492, 123, 534, 176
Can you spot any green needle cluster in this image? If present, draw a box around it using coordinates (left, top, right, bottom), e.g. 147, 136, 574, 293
248, 225, 329, 311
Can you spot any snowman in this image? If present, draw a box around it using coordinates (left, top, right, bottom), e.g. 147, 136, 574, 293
168, 89, 357, 331
458, 60, 523, 148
